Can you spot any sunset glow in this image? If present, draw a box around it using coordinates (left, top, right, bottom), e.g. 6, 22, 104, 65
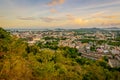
0, 0, 120, 28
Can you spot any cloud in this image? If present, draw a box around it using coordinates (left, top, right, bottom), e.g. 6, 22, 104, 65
91, 11, 120, 19
74, 19, 89, 26
0, 16, 4, 17
101, 20, 120, 26
91, 11, 106, 18
50, 8, 58, 13
91, 17, 120, 27
48, 0, 65, 13
65, 13, 120, 27
40, 17, 61, 22
59, 0, 65, 4
66, 14, 75, 20
66, 14, 89, 26
102, 23, 120, 26
0, 16, 6, 18
17, 17, 35, 20
102, 15, 119, 19
47, 0, 65, 6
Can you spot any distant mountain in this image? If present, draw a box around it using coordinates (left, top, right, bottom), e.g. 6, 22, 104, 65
103, 27, 120, 31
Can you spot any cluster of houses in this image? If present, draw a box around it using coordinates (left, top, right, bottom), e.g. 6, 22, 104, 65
11, 30, 120, 68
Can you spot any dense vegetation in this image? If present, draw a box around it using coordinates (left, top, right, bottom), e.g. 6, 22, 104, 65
0, 27, 120, 80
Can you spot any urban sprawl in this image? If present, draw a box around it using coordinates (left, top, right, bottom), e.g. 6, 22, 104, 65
8, 28, 120, 68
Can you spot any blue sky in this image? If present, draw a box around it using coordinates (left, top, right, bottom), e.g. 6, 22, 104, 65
0, 0, 120, 28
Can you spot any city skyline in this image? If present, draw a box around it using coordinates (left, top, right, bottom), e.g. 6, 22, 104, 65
0, 0, 120, 29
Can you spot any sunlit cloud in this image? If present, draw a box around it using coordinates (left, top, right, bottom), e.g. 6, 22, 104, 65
50, 8, 58, 13
91, 11, 106, 18
66, 14, 89, 26
65, 12, 120, 27
17, 17, 36, 20
91, 11, 120, 19
47, 0, 65, 6
102, 15, 119, 19
74, 19, 88, 26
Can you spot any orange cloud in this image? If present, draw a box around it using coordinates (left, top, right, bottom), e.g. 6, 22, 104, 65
1, 12, 120, 28
59, 0, 65, 4
74, 19, 89, 26
102, 15, 119, 19
50, 8, 58, 13
66, 14, 89, 26
91, 11, 120, 19
66, 13, 120, 27
47, 0, 65, 6
90, 18, 120, 26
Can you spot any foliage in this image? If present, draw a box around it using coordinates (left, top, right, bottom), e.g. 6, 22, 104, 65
43, 36, 60, 41
90, 46, 96, 51
108, 41, 120, 46
80, 39, 95, 43
96, 40, 106, 45
0, 27, 10, 39
0, 28, 120, 80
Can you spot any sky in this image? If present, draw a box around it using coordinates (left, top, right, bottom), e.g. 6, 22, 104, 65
0, 0, 120, 29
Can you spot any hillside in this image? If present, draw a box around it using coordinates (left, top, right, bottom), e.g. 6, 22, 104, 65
0, 28, 120, 80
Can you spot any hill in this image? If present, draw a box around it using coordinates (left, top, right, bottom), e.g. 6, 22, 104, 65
0, 27, 120, 80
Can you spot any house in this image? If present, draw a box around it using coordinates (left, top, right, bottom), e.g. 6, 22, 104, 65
111, 49, 120, 55
108, 59, 120, 68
